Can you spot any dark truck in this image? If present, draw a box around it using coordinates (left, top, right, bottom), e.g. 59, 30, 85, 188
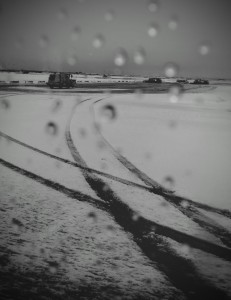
47, 73, 76, 89
191, 79, 209, 85
143, 77, 162, 83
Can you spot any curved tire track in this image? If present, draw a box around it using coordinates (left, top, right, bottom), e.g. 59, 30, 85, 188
66, 100, 231, 300
92, 99, 231, 248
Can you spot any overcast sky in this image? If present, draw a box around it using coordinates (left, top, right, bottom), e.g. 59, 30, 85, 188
0, 0, 231, 78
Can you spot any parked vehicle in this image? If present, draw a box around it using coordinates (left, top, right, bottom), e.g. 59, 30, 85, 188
191, 79, 209, 85
47, 73, 76, 89
177, 79, 189, 84
143, 77, 162, 83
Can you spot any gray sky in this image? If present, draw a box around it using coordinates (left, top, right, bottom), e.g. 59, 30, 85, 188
0, 0, 231, 78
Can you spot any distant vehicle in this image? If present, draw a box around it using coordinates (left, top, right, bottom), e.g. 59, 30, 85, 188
177, 79, 189, 84
191, 79, 209, 85
143, 77, 162, 83
47, 73, 76, 89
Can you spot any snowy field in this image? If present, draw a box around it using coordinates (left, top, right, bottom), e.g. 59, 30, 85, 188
0, 81, 231, 299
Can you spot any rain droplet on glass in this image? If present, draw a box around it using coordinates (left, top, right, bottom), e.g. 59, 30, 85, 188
168, 120, 178, 129
134, 88, 144, 98
79, 128, 87, 138
100, 104, 117, 122
168, 17, 178, 30
181, 200, 190, 209
169, 84, 183, 103
164, 62, 179, 78
103, 183, 110, 192
57, 8, 68, 20
87, 211, 97, 223
114, 49, 128, 67
132, 212, 140, 222
162, 175, 175, 190
93, 34, 105, 49
0, 98, 10, 110
39, 35, 49, 48
181, 244, 191, 255
144, 152, 152, 160
106, 224, 115, 236
134, 47, 146, 65
148, 23, 159, 37
12, 218, 24, 232
148, 0, 160, 13
52, 99, 62, 112
48, 261, 59, 274
67, 55, 77, 66
105, 10, 115, 22
45, 121, 58, 136
199, 43, 210, 56
71, 26, 81, 41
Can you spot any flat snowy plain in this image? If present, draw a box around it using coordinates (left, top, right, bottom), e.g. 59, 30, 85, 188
0, 74, 231, 299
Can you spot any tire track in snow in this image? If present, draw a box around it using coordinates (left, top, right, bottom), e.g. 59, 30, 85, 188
0, 130, 154, 193
65, 101, 231, 299
0, 158, 105, 211
92, 99, 231, 248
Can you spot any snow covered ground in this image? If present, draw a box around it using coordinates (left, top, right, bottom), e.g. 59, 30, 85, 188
94, 86, 231, 210
0, 82, 231, 299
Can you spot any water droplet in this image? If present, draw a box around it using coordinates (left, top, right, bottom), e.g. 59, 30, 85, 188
144, 152, 152, 160
181, 244, 191, 255
95, 259, 102, 266
144, 278, 152, 285
67, 55, 77, 66
93, 34, 105, 49
148, 0, 160, 13
71, 26, 81, 41
51, 99, 62, 112
87, 211, 97, 223
0, 98, 10, 110
199, 43, 210, 56
12, 218, 24, 232
162, 175, 175, 190
134, 88, 144, 98
105, 10, 115, 22
160, 201, 169, 207
132, 212, 140, 222
40, 248, 45, 254
55, 161, 62, 169
48, 261, 59, 274
100, 104, 117, 122
114, 49, 128, 67
116, 147, 123, 155
168, 120, 178, 128
39, 35, 49, 48
106, 224, 115, 236
169, 84, 183, 103
102, 183, 110, 192
93, 122, 101, 133
181, 200, 189, 209
134, 47, 146, 65
168, 17, 178, 30
79, 128, 87, 138
96, 140, 106, 150
57, 7, 68, 20
45, 122, 58, 136
100, 161, 107, 170
164, 62, 178, 78
148, 23, 159, 37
